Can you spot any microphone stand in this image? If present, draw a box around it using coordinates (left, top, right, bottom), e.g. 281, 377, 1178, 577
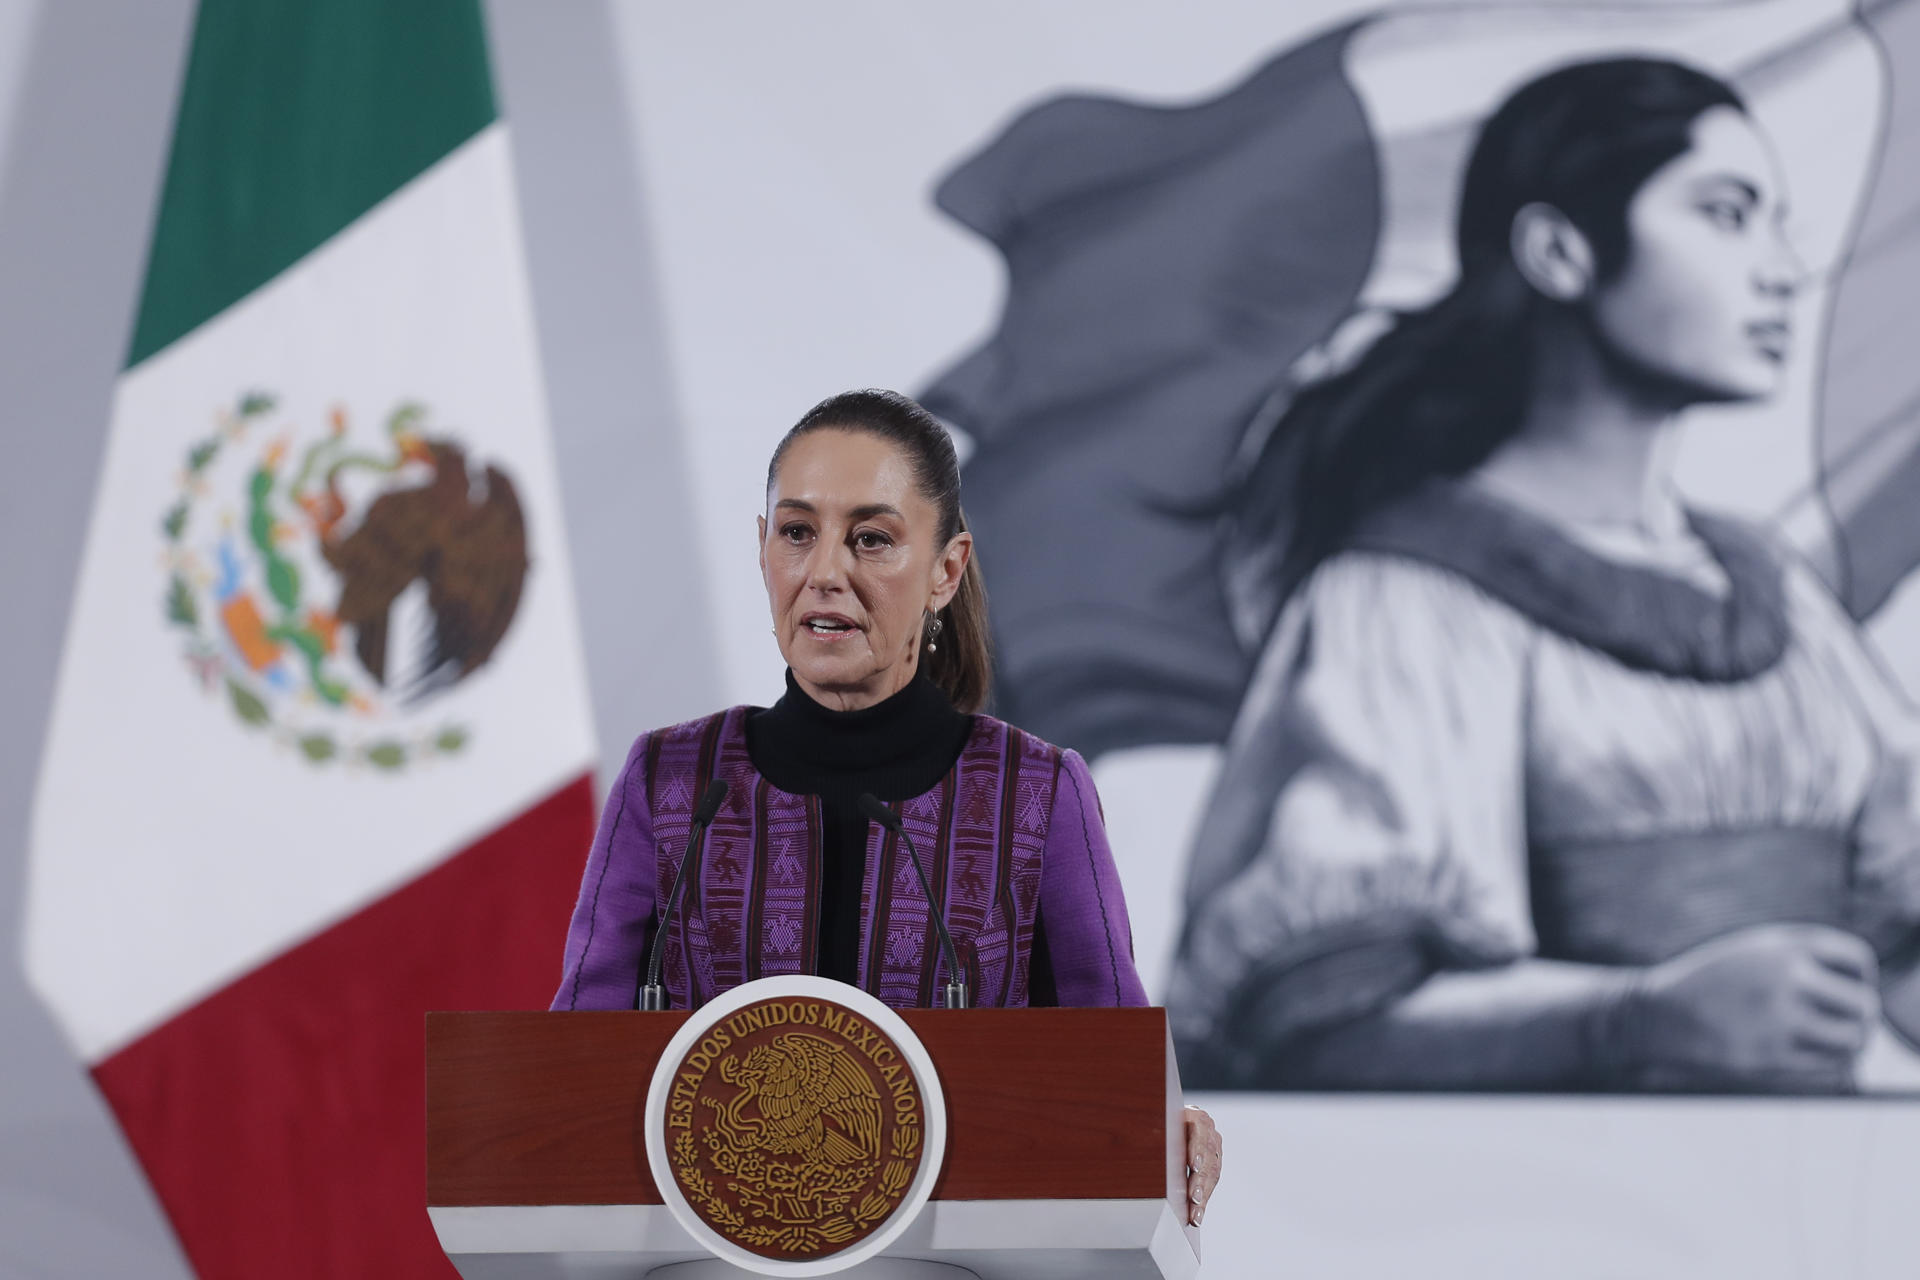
640, 779, 728, 1011
858, 793, 969, 1009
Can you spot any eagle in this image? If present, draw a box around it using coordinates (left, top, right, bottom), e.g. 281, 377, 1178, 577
320, 438, 529, 703
716, 1033, 884, 1168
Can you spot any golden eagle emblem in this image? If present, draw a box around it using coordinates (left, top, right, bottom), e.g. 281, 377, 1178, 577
713, 1033, 883, 1170
663, 996, 927, 1261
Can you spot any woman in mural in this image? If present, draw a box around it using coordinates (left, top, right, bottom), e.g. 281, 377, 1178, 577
1169, 57, 1920, 1092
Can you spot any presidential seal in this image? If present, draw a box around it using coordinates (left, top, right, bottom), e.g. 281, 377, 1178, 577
645, 976, 947, 1276
159, 390, 529, 771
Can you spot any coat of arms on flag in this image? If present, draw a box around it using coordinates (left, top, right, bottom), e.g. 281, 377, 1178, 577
160, 388, 530, 769
24, 3, 601, 1275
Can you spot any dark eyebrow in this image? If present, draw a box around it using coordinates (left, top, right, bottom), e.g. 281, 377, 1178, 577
1696, 175, 1761, 205
772, 499, 904, 522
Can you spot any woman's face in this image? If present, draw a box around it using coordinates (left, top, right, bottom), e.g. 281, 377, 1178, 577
759, 429, 969, 711
1589, 105, 1801, 404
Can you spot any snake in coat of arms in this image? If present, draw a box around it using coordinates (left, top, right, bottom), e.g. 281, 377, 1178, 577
159, 390, 530, 770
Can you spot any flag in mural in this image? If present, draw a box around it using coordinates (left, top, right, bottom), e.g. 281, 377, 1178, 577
931, 0, 1920, 1094
24, 1, 596, 1274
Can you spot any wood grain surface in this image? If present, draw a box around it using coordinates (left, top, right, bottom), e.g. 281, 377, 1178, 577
426, 1007, 1178, 1207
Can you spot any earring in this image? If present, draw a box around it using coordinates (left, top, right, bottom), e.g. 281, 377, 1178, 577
926, 615, 943, 652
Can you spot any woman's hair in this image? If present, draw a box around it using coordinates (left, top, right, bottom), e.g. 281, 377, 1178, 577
1223, 57, 1746, 626
766, 388, 993, 713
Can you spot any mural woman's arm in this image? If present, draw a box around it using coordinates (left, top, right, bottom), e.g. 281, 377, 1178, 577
1785, 560, 1920, 1051
1265, 925, 1873, 1091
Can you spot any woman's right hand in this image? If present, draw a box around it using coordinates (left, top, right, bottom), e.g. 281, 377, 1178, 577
1629, 923, 1880, 1090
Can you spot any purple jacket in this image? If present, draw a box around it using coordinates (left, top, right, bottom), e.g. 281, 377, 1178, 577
552, 707, 1148, 1010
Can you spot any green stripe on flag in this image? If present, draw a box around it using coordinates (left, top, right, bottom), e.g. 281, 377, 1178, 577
127, 0, 497, 368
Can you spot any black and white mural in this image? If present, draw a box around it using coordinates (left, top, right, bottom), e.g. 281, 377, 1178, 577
928, 1, 1920, 1093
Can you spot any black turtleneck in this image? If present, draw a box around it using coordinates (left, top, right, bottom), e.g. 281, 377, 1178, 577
746, 669, 974, 985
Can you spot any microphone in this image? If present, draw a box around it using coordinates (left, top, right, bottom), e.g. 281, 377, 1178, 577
640, 778, 729, 1010
858, 793, 969, 1009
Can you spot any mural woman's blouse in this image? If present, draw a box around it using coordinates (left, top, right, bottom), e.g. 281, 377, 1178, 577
1171, 482, 1920, 1085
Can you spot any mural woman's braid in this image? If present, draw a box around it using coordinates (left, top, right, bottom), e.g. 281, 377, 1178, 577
768, 389, 993, 713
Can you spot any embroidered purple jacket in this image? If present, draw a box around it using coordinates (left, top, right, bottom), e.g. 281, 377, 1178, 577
552, 708, 1148, 1010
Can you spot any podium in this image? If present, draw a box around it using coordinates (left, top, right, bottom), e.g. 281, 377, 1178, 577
426, 1002, 1200, 1278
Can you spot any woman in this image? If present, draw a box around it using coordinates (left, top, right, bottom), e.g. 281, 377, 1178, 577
1169, 58, 1920, 1092
553, 389, 1222, 1218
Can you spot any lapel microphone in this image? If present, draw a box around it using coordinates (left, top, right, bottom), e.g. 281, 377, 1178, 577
858, 792, 970, 1009
640, 778, 729, 1010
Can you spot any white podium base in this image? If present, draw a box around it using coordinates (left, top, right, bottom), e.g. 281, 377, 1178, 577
652, 1261, 974, 1279
432, 1198, 1197, 1280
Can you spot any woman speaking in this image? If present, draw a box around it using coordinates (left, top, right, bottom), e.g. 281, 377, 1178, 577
552, 388, 1221, 1220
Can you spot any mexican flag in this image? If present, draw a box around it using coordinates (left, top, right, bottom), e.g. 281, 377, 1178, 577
24, 1, 597, 1274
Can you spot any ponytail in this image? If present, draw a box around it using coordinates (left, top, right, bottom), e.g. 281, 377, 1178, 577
922, 509, 993, 713
1223, 267, 1537, 638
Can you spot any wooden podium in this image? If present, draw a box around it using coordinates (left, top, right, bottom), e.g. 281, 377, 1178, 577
426, 1006, 1200, 1278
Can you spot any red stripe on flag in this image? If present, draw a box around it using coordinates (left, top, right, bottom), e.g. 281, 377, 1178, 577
92, 772, 597, 1279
